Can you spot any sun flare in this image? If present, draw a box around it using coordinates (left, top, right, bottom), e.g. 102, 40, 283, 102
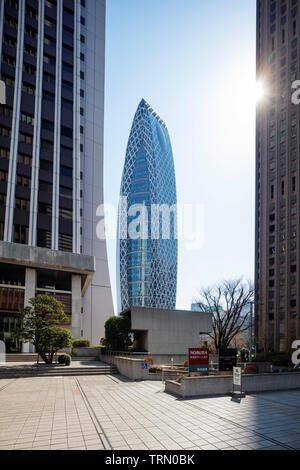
255, 80, 265, 103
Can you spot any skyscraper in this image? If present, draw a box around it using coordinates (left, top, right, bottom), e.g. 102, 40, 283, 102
117, 99, 177, 313
0, 0, 113, 351
255, 0, 300, 353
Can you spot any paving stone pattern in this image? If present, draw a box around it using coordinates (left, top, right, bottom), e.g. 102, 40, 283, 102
0, 376, 299, 450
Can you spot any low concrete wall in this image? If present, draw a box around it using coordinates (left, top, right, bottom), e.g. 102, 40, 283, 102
72, 347, 99, 357
165, 372, 300, 398
100, 354, 185, 381
99, 352, 189, 366
165, 380, 184, 397
100, 354, 150, 380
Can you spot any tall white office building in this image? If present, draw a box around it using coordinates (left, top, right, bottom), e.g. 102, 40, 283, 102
0, 0, 113, 351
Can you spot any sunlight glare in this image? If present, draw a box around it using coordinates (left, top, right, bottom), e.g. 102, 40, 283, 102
256, 79, 265, 103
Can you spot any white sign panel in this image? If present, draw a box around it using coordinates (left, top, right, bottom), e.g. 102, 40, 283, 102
0, 340, 5, 365
0, 80, 6, 105
233, 367, 242, 386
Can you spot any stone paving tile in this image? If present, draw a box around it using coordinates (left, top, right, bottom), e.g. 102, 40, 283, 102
201, 444, 218, 450
1, 376, 300, 450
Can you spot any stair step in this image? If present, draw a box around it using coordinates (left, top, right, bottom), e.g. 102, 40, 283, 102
5, 356, 100, 363
71, 357, 98, 361
1, 367, 117, 370
0, 367, 118, 378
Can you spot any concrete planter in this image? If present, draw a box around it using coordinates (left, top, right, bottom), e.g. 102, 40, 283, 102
100, 353, 184, 381
165, 372, 300, 398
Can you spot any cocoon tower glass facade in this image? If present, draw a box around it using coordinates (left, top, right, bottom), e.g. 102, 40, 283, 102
117, 99, 177, 313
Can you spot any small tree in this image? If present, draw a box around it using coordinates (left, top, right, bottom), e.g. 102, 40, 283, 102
195, 279, 254, 352
104, 315, 132, 351
13, 295, 73, 364
39, 326, 73, 364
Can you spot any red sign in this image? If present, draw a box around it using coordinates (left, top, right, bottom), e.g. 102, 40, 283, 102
189, 348, 209, 366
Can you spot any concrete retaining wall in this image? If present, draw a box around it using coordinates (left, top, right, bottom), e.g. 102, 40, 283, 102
100, 354, 185, 381
72, 347, 99, 357
165, 372, 300, 398
101, 354, 149, 380
99, 352, 189, 366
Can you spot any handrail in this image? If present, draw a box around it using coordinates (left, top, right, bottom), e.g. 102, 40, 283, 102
102, 350, 149, 357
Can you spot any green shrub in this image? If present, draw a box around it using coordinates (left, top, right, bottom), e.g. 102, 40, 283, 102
98, 345, 107, 355
243, 365, 259, 375
175, 375, 184, 383
104, 316, 132, 351
149, 366, 162, 373
58, 354, 71, 366
254, 351, 290, 364
72, 339, 90, 348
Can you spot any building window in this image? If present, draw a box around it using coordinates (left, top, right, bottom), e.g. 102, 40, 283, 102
59, 208, 73, 220
19, 133, 33, 145
291, 265, 297, 273
14, 225, 29, 245
59, 234, 72, 252
15, 198, 30, 211
21, 113, 35, 126
18, 154, 32, 166
37, 230, 52, 249
22, 83, 35, 95
0, 148, 10, 160
0, 127, 11, 138
17, 175, 31, 188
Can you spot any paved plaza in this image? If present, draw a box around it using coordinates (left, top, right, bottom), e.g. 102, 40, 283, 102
0, 375, 300, 450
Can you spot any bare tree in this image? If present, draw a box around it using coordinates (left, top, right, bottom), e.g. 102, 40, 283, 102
195, 279, 254, 352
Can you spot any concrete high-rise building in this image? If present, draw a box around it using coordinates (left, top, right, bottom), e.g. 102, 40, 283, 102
255, 0, 300, 353
117, 99, 178, 313
0, 0, 113, 351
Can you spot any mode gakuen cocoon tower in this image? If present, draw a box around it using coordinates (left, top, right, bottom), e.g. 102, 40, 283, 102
117, 99, 178, 313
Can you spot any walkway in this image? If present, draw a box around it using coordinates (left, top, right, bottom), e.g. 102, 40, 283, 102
0, 376, 299, 450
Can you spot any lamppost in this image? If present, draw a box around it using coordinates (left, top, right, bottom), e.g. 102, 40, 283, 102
249, 301, 264, 363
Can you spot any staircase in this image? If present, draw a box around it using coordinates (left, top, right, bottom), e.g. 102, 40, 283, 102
5, 354, 99, 363
71, 357, 98, 362
5, 354, 38, 363
0, 364, 118, 378
1, 354, 119, 378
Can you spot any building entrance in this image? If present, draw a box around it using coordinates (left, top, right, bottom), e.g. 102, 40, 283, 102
0, 313, 22, 353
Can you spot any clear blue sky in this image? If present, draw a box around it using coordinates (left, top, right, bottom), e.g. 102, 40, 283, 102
104, 0, 257, 312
